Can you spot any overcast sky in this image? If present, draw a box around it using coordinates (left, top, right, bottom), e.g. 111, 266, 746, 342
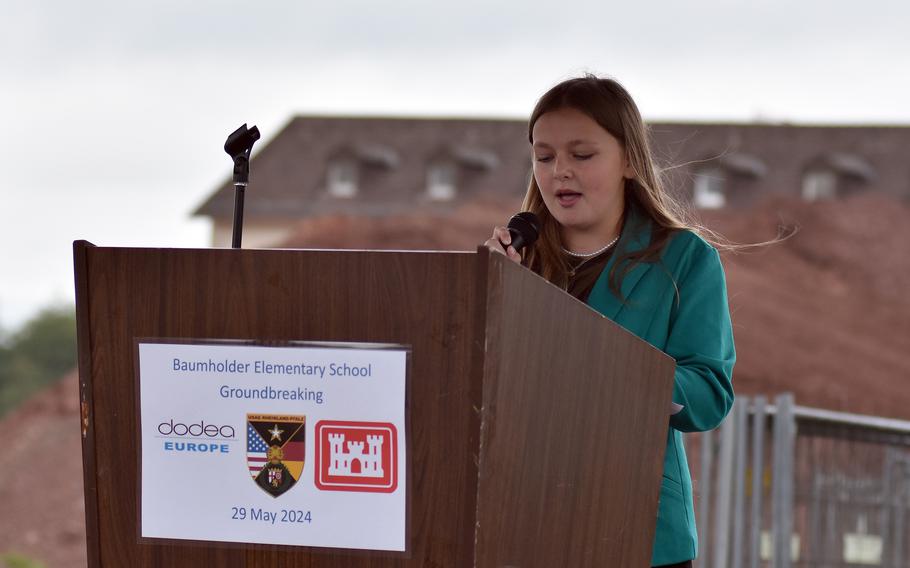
2, 0, 908, 330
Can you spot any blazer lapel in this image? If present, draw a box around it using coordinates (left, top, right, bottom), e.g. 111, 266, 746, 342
587, 209, 654, 320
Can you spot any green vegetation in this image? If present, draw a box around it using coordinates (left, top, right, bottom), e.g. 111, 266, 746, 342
0, 552, 46, 568
0, 305, 77, 418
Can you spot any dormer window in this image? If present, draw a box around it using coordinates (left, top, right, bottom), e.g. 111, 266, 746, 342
802, 153, 876, 201
693, 168, 726, 209
327, 157, 358, 198
802, 169, 837, 201
325, 144, 399, 199
424, 146, 498, 201
427, 162, 457, 200
691, 153, 765, 209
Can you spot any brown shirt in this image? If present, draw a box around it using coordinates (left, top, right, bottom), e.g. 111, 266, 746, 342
565, 244, 617, 303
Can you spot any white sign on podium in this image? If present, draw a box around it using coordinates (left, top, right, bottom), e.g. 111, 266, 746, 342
137, 341, 408, 552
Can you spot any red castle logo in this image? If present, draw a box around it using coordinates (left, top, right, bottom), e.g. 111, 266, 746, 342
314, 420, 398, 493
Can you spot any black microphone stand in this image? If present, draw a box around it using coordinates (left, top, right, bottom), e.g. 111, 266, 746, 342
224, 124, 261, 249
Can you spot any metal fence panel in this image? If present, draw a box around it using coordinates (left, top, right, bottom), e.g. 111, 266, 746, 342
688, 394, 910, 568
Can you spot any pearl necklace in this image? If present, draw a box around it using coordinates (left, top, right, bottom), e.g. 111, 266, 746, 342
563, 236, 620, 278
561, 235, 620, 258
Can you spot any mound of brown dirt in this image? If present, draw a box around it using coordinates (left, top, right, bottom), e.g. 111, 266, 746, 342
0, 371, 86, 567
281, 196, 524, 251
700, 193, 910, 418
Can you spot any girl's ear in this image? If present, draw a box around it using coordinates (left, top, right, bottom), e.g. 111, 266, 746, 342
623, 155, 635, 179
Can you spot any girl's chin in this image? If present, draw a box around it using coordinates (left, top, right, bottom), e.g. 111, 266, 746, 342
549, 210, 591, 228
546, 202, 622, 231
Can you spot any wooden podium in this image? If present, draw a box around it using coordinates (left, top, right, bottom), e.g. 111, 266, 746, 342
74, 242, 675, 567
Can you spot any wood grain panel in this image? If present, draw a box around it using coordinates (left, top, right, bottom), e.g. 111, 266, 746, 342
73, 241, 101, 568
474, 251, 675, 567
76, 247, 484, 567
75, 245, 674, 567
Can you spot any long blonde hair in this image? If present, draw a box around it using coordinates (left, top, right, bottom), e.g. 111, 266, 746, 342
522, 74, 698, 294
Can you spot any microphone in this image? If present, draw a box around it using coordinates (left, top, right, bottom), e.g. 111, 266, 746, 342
501, 212, 541, 253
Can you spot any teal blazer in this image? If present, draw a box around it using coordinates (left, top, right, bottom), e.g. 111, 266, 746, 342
586, 211, 735, 566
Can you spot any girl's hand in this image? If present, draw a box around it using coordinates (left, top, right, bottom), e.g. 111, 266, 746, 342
483, 226, 522, 263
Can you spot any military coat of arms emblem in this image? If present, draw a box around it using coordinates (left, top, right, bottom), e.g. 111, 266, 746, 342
246, 414, 306, 497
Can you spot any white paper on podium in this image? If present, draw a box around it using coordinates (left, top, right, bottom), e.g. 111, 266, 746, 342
138, 341, 408, 552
